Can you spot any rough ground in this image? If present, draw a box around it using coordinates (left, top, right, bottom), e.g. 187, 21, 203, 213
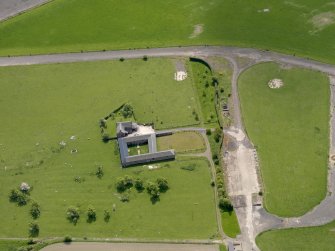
0, 0, 50, 21
41, 242, 219, 251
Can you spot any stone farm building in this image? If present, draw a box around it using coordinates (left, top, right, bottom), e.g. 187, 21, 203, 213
116, 122, 175, 167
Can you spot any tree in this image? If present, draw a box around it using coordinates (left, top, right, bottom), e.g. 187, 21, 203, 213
30, 201, 41, 219
146, 182, 160, 198
219, 198, 233, 212
214, 128, 222, 143
99, 118, 107, 129
156, 177, 169, 192
9, 188, 29, 206
87, 205, 96, 222
66, 206, 80, 224
121, 104, 133, 118
104, 210, 111, 222
134, 178, 144, 191
116, 176, 133, 192
95, 165, 104, 179
28, 222, 39, 237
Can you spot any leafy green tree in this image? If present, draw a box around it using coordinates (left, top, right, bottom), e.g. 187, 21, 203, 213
9, 189, 29, 206
95, 165, 104, 179
134, 178, 144, 191
121, 104, 133, 118
66, 206, 80, 224
104, 210, 111, 222
156, 177, 169, 192
30, 202, 41, 219
146, 182, 160, 198
116, 176, 133, 192
87, 205, 96, 222
28, 222, 39, 237
219, 198, 233, 212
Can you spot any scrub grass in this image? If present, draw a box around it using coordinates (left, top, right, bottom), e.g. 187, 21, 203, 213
238, 62, 329, 216
1, 1, 335, 64
256, 220, 335, 251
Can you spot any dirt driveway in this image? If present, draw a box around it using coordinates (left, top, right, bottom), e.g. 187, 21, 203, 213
41, 242, 219, 251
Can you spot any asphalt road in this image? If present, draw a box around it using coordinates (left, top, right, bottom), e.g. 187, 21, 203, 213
0, 0, 50, 21
1, 46, 335, 77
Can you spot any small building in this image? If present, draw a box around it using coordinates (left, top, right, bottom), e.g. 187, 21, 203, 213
116, 122, 175, 167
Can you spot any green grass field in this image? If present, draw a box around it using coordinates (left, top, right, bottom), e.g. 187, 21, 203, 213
221, 211, 240, 238
0, 58, 218, 239
1, 0, 335, 64
238, 62, 329, 216
157, 131, 205, 153
256, 220, 335, 251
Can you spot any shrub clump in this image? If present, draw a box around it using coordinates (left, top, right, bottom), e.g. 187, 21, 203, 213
9, 188, 29, 206
87, 205, 96, 222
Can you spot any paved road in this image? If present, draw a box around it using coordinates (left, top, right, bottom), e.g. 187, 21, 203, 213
0, 0, 51, 22
41, 242, 219, 251
1, 46, 335, 76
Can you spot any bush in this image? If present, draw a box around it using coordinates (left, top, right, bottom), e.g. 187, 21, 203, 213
217, 188, 226, 198
30, 202, 41, 219
64, 236, 72, 243
87, 205, 96, 222
206, 129, 212, 135
143, 55, 148, 61
156, 177, 169, 192
216, 177, 224, 189
219, 198, 233, 212
214, 159, 220, 165
66, 206, 80, 224
134, 178, 144, 191
146, 182, 160, 198
28, 222, 39, 237
104, 210, 111, 222
95, 165, 104, 179
119, 57, 125, 62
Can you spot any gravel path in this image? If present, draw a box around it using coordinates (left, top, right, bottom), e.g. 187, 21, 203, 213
0, 0, 51, 22
41, 242, 219, 251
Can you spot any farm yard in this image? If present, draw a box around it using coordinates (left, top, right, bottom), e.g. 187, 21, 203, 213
0, 57, 220, 239
256, 220, 335, 251
1, 0, 335, 250
238, 62, 329, 216
1, 1, 335, 64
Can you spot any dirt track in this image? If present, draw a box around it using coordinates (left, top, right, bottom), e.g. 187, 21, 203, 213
41, 242, 219, 251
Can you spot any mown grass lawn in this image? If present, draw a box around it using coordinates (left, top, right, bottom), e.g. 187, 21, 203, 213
256, 220, 335, 251
0, 58, 218, 239
157, 131, 205, 153
238, 62, 329, 216
1, 1, 335, 64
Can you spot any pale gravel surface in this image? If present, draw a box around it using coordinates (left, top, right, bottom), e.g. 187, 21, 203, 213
41, 242, 219, 251
0, 0, 51, 21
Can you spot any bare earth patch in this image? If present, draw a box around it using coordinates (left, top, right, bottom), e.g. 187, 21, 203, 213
268, 79, 284, 89
309, 11, 335, 33
189, 24, 204, 38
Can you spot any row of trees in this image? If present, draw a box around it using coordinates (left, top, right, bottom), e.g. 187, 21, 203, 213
116, 175, 169, 201
66, 206, 111, 225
